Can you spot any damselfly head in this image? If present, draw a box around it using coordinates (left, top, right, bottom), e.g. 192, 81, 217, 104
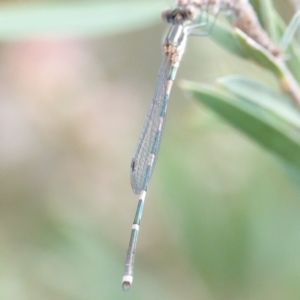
162, 5, 197, 23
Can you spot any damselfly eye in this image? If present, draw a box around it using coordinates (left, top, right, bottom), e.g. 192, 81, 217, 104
161, 8, 173, 22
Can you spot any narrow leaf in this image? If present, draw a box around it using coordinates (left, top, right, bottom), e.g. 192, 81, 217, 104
209, 17, 248, 58
234, 29, 283, 77
255, 0, 281, 42
219, 75, 300, 130
209, 19, 284, 78
181, 80, 300, 171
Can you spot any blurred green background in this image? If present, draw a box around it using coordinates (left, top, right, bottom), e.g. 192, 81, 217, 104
0, 0, 300, 299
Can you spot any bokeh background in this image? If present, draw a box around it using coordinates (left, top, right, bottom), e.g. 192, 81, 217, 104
0, 0, 300, 299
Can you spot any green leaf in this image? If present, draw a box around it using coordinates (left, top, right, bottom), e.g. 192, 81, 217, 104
248, 1, 300, 82
219, 75, 300, 129
0, 1, 162, 40
180, 80, 300, 171
252, 0, 281, 42
211, 2, 300, 83
233, 29, 300, 105
209, 16, 248, 59
234, 29, 283, 77
210, 18, 284, 77
280, 11, 300, 82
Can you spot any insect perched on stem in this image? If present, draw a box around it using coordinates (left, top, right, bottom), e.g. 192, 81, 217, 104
122, 0, 281, 291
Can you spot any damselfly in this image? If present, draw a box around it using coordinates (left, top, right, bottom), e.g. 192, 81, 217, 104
122, 0, 282, 291
121, 2, 217, 292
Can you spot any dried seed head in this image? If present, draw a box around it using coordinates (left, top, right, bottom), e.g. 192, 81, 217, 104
176, 0, 281, 56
